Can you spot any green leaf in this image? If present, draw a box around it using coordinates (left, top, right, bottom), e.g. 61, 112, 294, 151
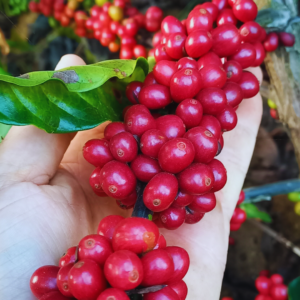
288, 276, 300, 300
0, 124, 12, 143
240, 203, 272, 223
147, 56, 156, 73
0, 58, 148, 133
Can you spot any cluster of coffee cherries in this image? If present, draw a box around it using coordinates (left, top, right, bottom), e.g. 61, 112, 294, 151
28, 0, 164, 59
255, 271, 288, 300
29, 216, 189, 300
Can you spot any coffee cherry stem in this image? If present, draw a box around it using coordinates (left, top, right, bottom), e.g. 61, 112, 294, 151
126, 284, 167, 295
132, 181, 154, 220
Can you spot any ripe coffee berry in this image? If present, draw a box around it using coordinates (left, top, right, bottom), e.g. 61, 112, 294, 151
211, 24, 241, 57
30, 265, 60, 298
200, 2, 219, 21
233, 0, 258, 22
120, 46, 134, 59
270, 274, 284, 285
270, 284, 288, 300
278, 32, 295, 47
185, 30, 213, 58
239, 71, 260, 99
83, 139, 113, 167
217, 8, 237, 26
177, 57, 198, 70
121, 36, 136, 48
178, 163, 215, 194
170, 68, 202, 102
141, 249, 174, 286
126, 81, 143, 104
68, 260, 106, 300
153, 60, 177, 86
240, 21, 262, 43
199, 64, 227, 88
130, 154, 162, 182
97, 215, 124, 240
166, 33, 187, 59
59, 246, 77, 267
165, 246, 190, 284
105, 123, 126, 140
140, 129, 168, 158
100, 160, 136, 199
199, 115, 222, 139
109, 132, 138, 162
169, 280, 188, 300
197, 52, 222, 70
154, 234, 167, 249
146, 6, 164, 22
255, 296, 273, 300
175, 98, 203, 129
184, 126, 218, 163
186, 8, 213, 33
133, 45, 147, 58
78, 234, 113, 266
264, 32, 279, 52
139, 84, 172, 109
217, 105, 238, 131
223, 60, 243, 83
154, 45, 173, 62
252, 42, 266, 67
156, 115, 186, 139
97, 288, 130, 300
208, 159, 227, 191
143, 72, 158, 87
222, 82, 243, 108
143, 172, 178, 212
159, 204, 186, 230
113, 217, 159, 253
189, 192, 216, 213
158, 138, 195, 173
231, 207, 247, 224
117, 190, 137, 209
144, 286, 180, 300
196, 87, 227, 115
174, 191, 194, 207
237, 190, 245, 205
161, 16, 186, 36
255, 276, 271, 295
229, 42, 256, 69
57, 263, 74, 297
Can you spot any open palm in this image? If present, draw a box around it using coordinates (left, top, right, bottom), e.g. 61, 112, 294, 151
0, 55, 263, 300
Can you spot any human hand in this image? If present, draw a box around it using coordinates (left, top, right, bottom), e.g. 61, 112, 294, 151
0, 54, 262, 300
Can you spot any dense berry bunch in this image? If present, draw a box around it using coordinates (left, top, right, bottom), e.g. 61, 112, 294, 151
30, 216, 189, 300
255, 271, 288, 300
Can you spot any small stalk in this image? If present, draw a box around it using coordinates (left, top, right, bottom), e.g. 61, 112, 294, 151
132, 181, 153, 220
126, 285, 167, 296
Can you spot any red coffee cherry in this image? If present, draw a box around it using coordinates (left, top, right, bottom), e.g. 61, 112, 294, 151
254, 295, 273, 300
153, 32, 163, 47
185, 30, 213, 58
212, 0, 229, 10
189, 192, 217, 213
161, 16, 186, 36
83, 139, 113, 167
239, 71, 260, 99
197, 52, 222, 70
165, 246, 190, 284
139, 84, 172, 109
140, 129, 168, 158
177, 57, 198, 70
159, 204, 186, 230
156, 115, 186, 139
233, 0, 258, 22
97, 215, 124, 240
178, 163, 215, 194
217, 8, 237, 26
229, 42, 256, 69
200, 2, 219, 21
143, 71, 158, 87
117, 190, 137, 209
230, 222, 241, 231
174, 190, 194, 207
222, 82, 243, 108
68, 260, 106, 300
30, 266, 60, 298
141, 249, 174, 286
184, 126, 218, 163
255, 276, 271, 295
240, 21, 262, 43
270, 274, 284, 285
59, 246, 77, 268
278, 32, 295, 47
126, 81, 143, 104
270, 284, 288, 300
97, 288, 130, 300
200, 64, 227, 88
170, 68, 203, 102
57, 263, 74, 297
175, 98, 203, 129
237, 190, 245, 205
263, 32, 279, 52
199, 115, 222, 139
208, 158, 227, 191
104, 250, 143, 290
169, 280, 188, 300
100, 160, 136, 199
121, 35, 136, 47
104, 122, 126, 141
130, 154, 162, 182
39, 292, 71, 300
259, 27, 267, 42
78, 234, 113, 266
146, 6, 164, 22
133, 45, 147, 58
158, 138, 195, 173
196, 87, 227, 115
153, 234, 167, 249
144, 286, 180, 300
186, 8, 213, 33
211, 24, 241, 57
252, 42, 266, 67
185, 207, 205, 224
166, 33, 187, 59
216, 105, 238, 131
109, 132, 138, 163
120, 46, 134, 59
154, 45, 173, 62
112, 217, 160, 254
153, 60, 177, 86
223, 60, 243, 83
231, 207, 247, 223
143, 173, 178, 212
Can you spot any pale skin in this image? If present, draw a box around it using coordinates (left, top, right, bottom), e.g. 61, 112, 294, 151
0, 54, 263, 300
